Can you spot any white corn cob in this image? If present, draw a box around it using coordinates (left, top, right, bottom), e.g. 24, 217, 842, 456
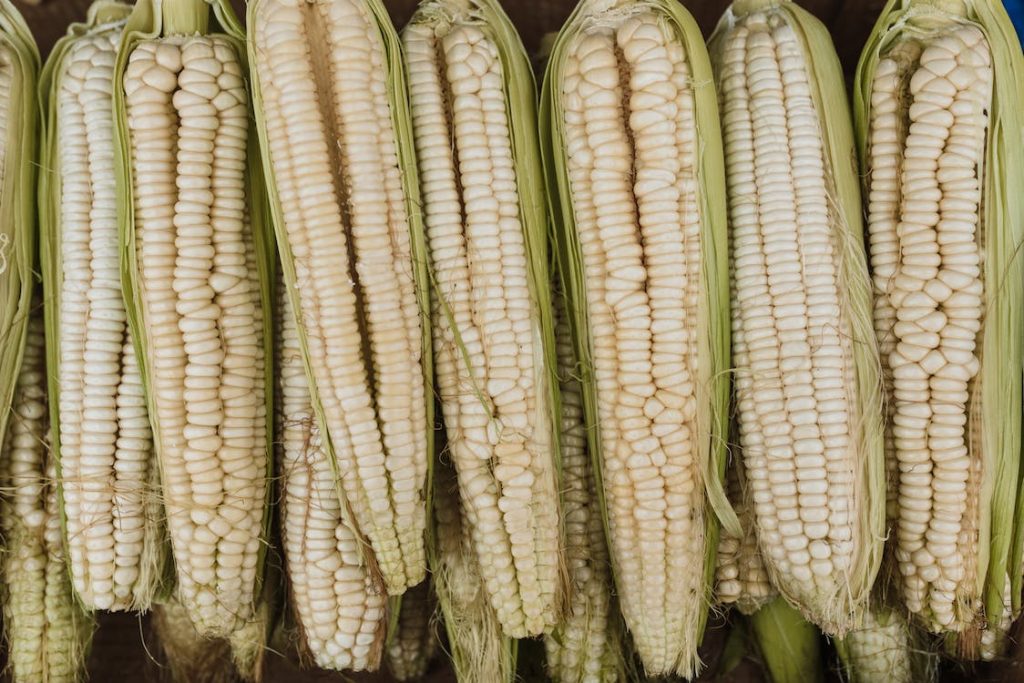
857, 0, 1024, 639
120, 3, 269, 636
433, 459, 516, 683
402, 0, 562, 639
863, 14, 997, 634
45, 6, 162, 613
385, 579, 437, 681
1, 314, 92, 683
544, 297, 620, 683
248, 0, 429, 596
545, 1, 735, 674
277, 284, 387, 672
715, 456, 775, 615
709, 0, 884, 633
837, 607, 921, 683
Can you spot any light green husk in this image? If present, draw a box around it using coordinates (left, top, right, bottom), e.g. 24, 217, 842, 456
1, 312, 95, 683
385, 578, 437, 681
431, 454, 516, 683
112, 0, 275, 637
540, 0, 738, 677
38, 0, 169, 614
708, 0, 887, 635
247, 0, 434, 599
837, 605, 935, 683
749, 597, 823, 683
0, 0, 39, 461
402, 0, 565, 639
853, 0, 1024, 635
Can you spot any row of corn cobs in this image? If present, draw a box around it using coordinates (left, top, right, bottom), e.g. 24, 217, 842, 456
0, 0, 1020, 681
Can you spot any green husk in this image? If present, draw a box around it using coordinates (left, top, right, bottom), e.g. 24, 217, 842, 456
431, 451, 516, 683
853, 0, 1024, 634
0, 0, 39, 464
837, 605, 935, 683
749, 597, 824, 683
401, 0, 565, 639
113, 0, 275, 636
540, 0, 737, 676
246, 0, 433, 599
708, 0, 886, 635
0, 312, 95, 683
37, 0, 169, 614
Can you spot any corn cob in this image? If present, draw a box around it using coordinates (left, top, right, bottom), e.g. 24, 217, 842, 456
544, 295, 621, 683
715, 455, 775, 615
0, 0, 39, 457
541, 0, 737, 675
248, 0, 431, 598
708, 0, 886, 634
402, 0, 562, 639
836, 606, 931, 683
385, 579, 437, 681
854, 0, 1024, 635
432, 455, 516, 683
39, 0, 165, 614
276, 283, 387, 672
114, 0, 272, 637
1, 313, 93, 683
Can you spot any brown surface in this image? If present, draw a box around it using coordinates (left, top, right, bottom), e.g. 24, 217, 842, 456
16, 0, 1022, 681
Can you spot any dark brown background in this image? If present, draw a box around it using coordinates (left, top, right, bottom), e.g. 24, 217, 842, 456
13, 0, 1023, 681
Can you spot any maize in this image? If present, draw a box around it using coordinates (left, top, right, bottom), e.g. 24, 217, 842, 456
248, 0, 431, 598
541, 0, 737, 675
836, 606, 930, 683
544, 296, 621, 683
0, 313, 93, 683
39, 0, 164, 613
0, 0, 39, 456
715, 455, 775, 615
385, 579, 437, 681
854, 0, 1024, 634
402, 0, 562, 639
114, 0, 272, 637
276, 284, 387, 673
432, 455, 516, 683
708, 0, 886, 633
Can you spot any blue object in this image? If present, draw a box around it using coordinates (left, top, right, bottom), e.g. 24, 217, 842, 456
1007, 0, 1024, 42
